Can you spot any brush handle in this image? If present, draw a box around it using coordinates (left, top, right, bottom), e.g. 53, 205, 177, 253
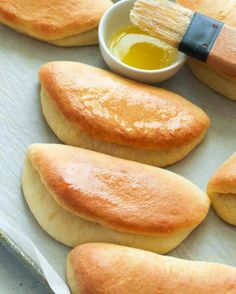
207, 25, 236, 76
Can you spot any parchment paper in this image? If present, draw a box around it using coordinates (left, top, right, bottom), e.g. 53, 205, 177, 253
1, 7, 236, 292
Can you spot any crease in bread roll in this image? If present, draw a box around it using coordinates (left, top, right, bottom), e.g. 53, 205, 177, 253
22, 144, 210, 253
48, 29, 98, 47
177, 0, 236, 100
0, 0, 112, 46
67, 243, 236, 294
39, 61, 210, 167
188, 59, 236, 101
208, 152, 236, 225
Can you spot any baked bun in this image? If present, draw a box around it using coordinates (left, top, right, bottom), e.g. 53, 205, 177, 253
178, 0, 236, 100
22, 144, 210, 253
67, 243, 236, 294
39, 61, 210, 167
208, 152, 236, 225
0, 0, 112, 46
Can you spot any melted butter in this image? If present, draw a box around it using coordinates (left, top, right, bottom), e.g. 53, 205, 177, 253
109, 25, 178, 70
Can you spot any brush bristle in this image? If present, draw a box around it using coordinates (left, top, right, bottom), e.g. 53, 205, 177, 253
130, 0, 194, 47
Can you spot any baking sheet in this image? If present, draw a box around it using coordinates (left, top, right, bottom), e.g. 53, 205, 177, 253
0, 218, 70, 293
0, 231, 49, 290
1, 2, 236, 291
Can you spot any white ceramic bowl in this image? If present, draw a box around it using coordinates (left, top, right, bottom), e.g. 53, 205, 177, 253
98, 0, 187, 84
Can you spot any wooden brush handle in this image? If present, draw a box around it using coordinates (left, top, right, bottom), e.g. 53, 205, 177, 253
207, 25, 236, 76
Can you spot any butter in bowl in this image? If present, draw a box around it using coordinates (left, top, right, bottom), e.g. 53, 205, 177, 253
98, 0, 186, 83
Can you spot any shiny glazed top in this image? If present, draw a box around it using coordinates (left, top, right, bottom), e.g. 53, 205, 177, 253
39, 62, 209, 150
29, 144, 210, 235
0, 0, 112, 40
68, 243, 236, 294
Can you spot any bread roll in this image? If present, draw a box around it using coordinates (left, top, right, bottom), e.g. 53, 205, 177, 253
39, 61, 210, 167
178, 0, 236, 101
67, 243, 236, 294
22, 144, 210, 253
0, 0, 112, 46
208, 152, 236, 225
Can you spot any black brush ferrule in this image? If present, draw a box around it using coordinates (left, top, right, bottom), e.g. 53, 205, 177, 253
178, 12, 224, 62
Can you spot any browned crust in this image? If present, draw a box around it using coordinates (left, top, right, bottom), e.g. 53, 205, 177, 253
208, 152, 236, 195
0, 0, 112, 40
39, 61, 210, 151
27, 144, 210, 235
178, 0, 236, 25
67, 243, 236, 294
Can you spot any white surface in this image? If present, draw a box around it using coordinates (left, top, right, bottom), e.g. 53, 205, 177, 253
99, 0, 186, 83
1, 7, 236, 293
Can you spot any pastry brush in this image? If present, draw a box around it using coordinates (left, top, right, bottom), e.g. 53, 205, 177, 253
130, 0, 236, 75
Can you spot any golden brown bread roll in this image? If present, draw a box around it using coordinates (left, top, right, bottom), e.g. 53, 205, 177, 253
0, 0, 112, 46
39, 61, 210, 167
22, 144, 210, 253
67, 243, 236, 294
178, 0, 236, 100
208, 152, 236, 225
